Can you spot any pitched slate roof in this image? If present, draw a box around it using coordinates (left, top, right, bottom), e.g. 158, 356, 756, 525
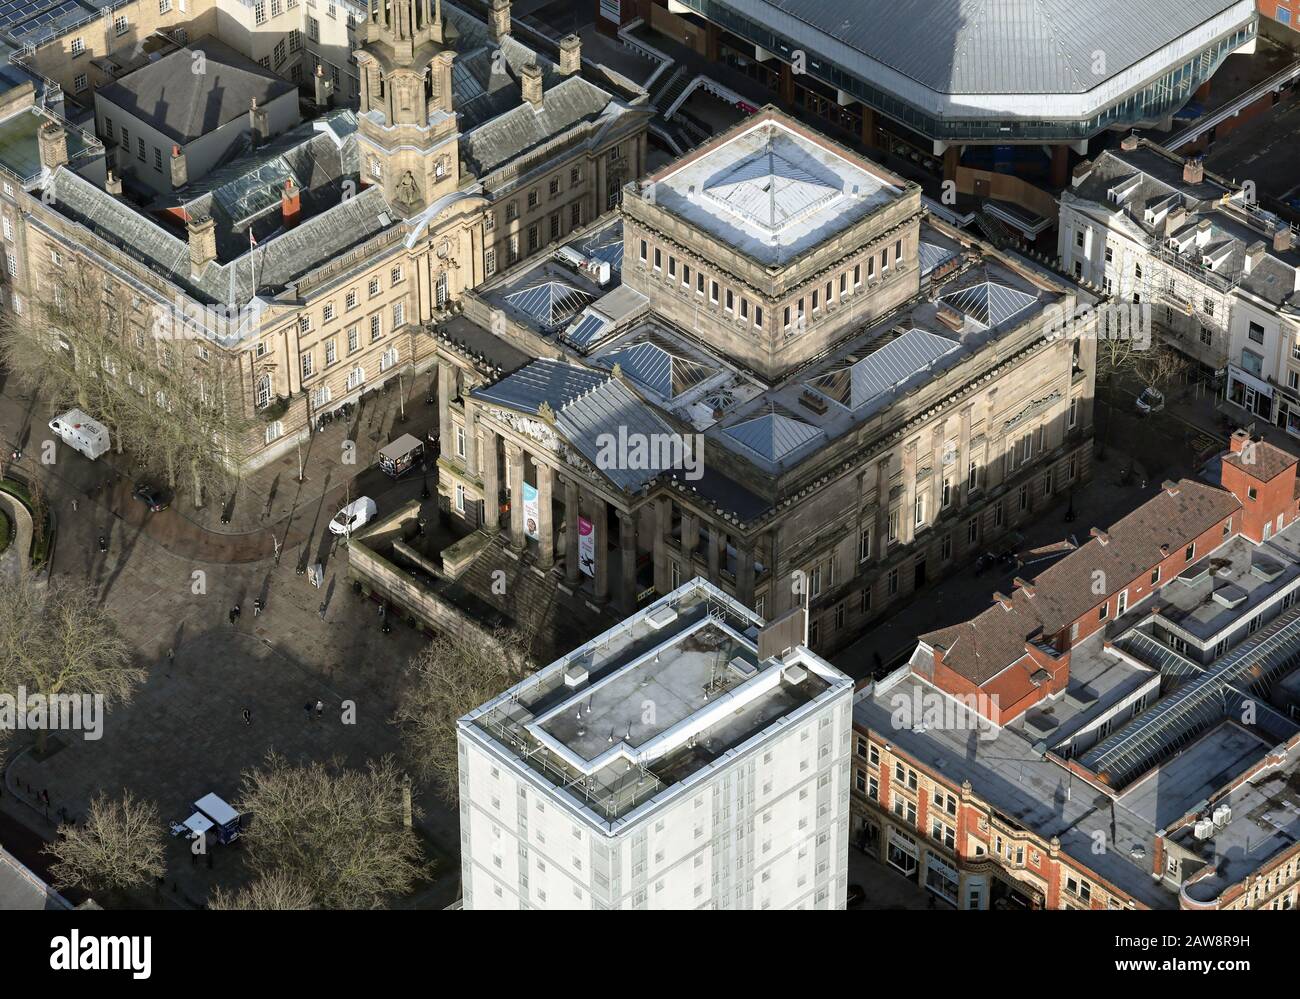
96, 39, 296, 145
923, 479, 1242, 683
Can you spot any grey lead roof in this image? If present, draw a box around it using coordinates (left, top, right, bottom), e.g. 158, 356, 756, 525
722, 411, 824, 463
472, 359, 682, 492
96, 39, 296, 144
736, 0, 1244, 95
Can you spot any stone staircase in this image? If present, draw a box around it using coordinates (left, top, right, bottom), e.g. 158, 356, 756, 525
448, 533, 619, 664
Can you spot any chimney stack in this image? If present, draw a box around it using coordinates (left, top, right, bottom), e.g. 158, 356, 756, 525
1164, 206, 1188, 236
993, 592, 1013, 611
1229, 428, 1252, 455
314, 64, 333, 107
37, 120, 68, 173
1274, 226, 1295, 253
1013, 577, 1036, 598
187, 215, 217, 274
170, 144, 188, 189
1090, 527, 1110, 546
105, 169, 122, 197
1120, 133, 1139, 152
1183, 156, 1204, 185
281, 178, 301, 228
520, 62, 543, 108
1162, 480, 1180, 496
1246, 240, 1266, 273
489, 0, 511, 42
559, 34, 581, 76
249, 98, 269, 148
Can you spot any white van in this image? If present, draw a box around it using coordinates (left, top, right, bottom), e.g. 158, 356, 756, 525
48, 410, 110, 460
329, 496, 378, 536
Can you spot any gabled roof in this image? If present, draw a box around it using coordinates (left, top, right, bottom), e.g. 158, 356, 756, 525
471, 359, 683, 492
96, 40, 296, 145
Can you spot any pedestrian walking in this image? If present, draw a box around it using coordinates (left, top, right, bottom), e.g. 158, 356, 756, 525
304, 702, 313, 721
241, 707, 251, 726
167, 648, 175, 664
253, 598, 262, 616
71, 498, 78, 512
228, 608, 236, 625
315, 699, 324, 719
233, 603, 241, 621
318, 601, 327, 620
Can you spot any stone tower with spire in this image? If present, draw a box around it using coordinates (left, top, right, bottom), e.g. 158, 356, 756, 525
354, 0, 461, 215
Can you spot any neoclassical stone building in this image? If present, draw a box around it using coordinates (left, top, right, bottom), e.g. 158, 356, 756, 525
433, 108, 1098, 653
0, 0, 647, 470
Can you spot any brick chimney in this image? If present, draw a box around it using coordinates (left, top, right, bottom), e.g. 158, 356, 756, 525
1183, 156, 1204, 185
1274, 226, 1295, 253
520, 62, 543, 108
1164, 206, 1188, 236
1162, 480, 1180, 496
489, 0, 511, 42
1120, 133, 1139, 152
1090, 527, 1110, 546
1013, 577, 1036, 598
1229, 428, 1252, 455
170, 144, 187, 189
187, 215, 217, 274
37, 120, 67, 173
281, 178, 301, 228
993, 592, 1014, 611
559, 34, 581, 76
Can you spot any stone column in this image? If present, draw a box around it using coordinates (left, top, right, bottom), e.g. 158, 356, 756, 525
737, 540, 756, 607
482, 426, 500, 533
619, 509, 637, 614
536, 459, 554, 569
902, 441, 918, 544
506, 441, 524, 550
875, 455, 892, 563
437, 361, 454, 453
930, 424, 945, 521
957, 406, 973, 509
464, 400, 479, 478
707, 523, 722, 583
593, 493, 609, 603
653, 497, 671, 594
565, 476, 580, 586
681, 509, 699, 565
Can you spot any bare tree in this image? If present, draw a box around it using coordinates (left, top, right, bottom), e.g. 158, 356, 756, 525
236, 753, 430, 910
0, 574, 143, 753
0, 257, 254, 507
392, 627, 534, 802
44, 790, 165, 898
208, 871, 315, 911
1134, 342, 1190, 396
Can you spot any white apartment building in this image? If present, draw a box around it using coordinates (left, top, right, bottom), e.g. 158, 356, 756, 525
457, 579, 855, 910
1059, 136, 1300, 424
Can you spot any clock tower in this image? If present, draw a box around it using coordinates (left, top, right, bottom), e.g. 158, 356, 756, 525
354, 0, 461, 216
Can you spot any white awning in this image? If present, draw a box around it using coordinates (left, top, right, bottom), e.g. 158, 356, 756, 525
1228, 364, 1273, 398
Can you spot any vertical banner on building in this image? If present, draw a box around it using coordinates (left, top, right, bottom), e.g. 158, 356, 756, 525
578, 515, 595, 577
523, 482, 540, 540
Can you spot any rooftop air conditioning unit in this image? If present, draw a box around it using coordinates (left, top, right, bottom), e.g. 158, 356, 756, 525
1194, 819, 1215, 840
1212, 804, 1232, 828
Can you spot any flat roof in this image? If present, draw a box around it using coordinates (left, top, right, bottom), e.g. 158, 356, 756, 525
460, 579, 853, 830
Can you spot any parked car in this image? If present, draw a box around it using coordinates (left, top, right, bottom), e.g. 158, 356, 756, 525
1135, 387, 1165, 415
329, 496, 378, 536
132, 483, 169, 512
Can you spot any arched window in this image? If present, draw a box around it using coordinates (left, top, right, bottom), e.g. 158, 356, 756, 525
256, 373, 272, 409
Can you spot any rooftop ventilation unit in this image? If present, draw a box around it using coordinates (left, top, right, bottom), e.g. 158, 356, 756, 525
1212, 804, 1232, 828
1194, 819, 1216, 840
564, 664, 589, 688
781, 663, 808, 685
1211, 583, 1248, 609
645, 605, 679, 630
727, 657, 758, 681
